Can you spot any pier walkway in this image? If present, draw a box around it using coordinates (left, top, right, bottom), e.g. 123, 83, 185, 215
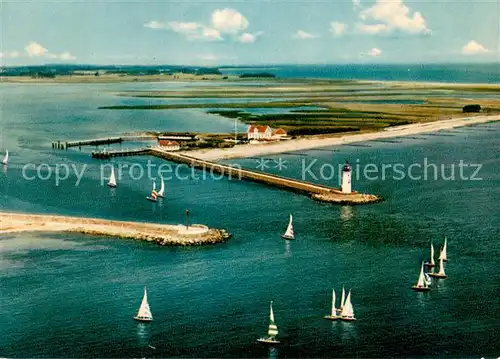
91, 147, 150, 159
150, 147, 340, 195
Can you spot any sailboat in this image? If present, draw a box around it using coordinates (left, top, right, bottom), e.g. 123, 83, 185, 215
107, 167, 117, 188
281, 214, 294, 240
412, 262, 431, 291
424, 242, 435, 268
1, 150, 8, 165
439, 237, 448, 262
134, 287, 153, 322
146, 181, 157, 202
157, 177, 165, 198
257, 301, 280, 345
324, 288, 339, 320
340, 290, 356, 321
429, 257, 447, 279
337, 286, 346, 314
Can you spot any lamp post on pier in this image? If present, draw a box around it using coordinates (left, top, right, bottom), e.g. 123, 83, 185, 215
185, 209, 190, 230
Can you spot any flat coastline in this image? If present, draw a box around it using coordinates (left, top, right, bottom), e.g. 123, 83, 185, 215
0, 212, 230, 246
183, 114, 500, 160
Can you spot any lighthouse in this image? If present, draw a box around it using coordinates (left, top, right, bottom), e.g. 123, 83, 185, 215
341, 161, 352, 194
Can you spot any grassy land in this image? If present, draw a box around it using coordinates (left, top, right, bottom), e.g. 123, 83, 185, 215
98, 79, 500, 136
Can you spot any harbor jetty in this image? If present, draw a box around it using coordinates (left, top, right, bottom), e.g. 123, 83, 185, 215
0, 212, 230, 246
91, 147, 150, 159
150, 147, 382, 205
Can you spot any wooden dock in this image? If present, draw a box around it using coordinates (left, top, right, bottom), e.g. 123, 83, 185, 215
66, 137, 123, 148
91, 148, 150, 159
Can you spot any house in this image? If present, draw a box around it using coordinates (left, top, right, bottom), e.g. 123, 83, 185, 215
158, 140, 180, 151
272, 128, 287, 139
247, 125, 272, 140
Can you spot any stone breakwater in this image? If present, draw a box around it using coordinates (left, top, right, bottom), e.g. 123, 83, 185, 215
312, 192, 382, 205
0, 212, 230, 246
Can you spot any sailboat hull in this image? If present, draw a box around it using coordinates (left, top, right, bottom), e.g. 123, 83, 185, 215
146, 196, 157, 202
323, 315, 339, 321
107, 183, 117, 188
424, 262, 435, 268
134, 316, 153, 322
281, 234, 294, 240
257, 338, 281, 345
411, 285, 431, 291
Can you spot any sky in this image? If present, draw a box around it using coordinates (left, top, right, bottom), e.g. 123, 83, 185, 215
1, 0, 499, 66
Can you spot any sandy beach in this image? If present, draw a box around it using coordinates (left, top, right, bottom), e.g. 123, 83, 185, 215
0, 212, 230, 246
183, 114, 500, 161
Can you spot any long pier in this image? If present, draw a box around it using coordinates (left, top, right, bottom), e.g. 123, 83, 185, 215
149, 147, 381, 204
88, 145, 381, 204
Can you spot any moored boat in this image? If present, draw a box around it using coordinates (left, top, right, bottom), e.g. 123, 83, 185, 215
134, 287, 153, 322
439, 237, 448, 262
2, 150, 8, 165
257, 301, 281, 345
323, 288, 339, 320
429, 257, 447, 279
107, 167, 117, 188
157, 177, 165, 198
340, 290, 356, 321
424, 242, 435, 268
412, 262, 431, 291
146, 181, 158, 202
281, 214, 294, 240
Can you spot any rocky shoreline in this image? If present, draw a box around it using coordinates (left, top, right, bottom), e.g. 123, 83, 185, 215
311, 192, 383, 205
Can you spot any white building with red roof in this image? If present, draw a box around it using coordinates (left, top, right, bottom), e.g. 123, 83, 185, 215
272, 128, 287, 139
157, 139, 180, 151
247, 125, 272, 140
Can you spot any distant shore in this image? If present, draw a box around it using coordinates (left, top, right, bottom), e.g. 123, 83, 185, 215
183, 114, 500, 161
0, 212, 230, 246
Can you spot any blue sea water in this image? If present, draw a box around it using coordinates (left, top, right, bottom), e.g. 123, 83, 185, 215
221, 64, 500, 84
0, 82, 500, 358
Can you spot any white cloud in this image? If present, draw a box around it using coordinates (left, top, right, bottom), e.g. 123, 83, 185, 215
330, 21, 347, 36
293, 30, 318, 39
356, 23, 388, 34
144, 20, 167, 29
168, 21, 222, 41
0, 51, 20, 58
25, 41, 48, 57
368, 47, 382, 56
462, 40, 489, 55
237, 31, 263, 43
211, 8, 249, 34
353, 0, 361, 9
358, 0, 430, 35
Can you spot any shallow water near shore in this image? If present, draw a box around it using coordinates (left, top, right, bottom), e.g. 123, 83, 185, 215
1, 83, 500, 358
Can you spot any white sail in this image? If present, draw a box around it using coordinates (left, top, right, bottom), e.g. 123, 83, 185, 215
157, 177, 165, 197
439, 238, 447, 261
135, 287, 153, 321
108, 167, 117, 187
331, 288, 337, 317
430, 242, 435, 266
340, 286, 346, 311
282, 214, 294, 239
152, 181, 156, 192
341, 290, 354, 319
437, 257, 446, 276
267, 301, 278, 337
1, 150, 8, 165
416, 262, 426, 287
